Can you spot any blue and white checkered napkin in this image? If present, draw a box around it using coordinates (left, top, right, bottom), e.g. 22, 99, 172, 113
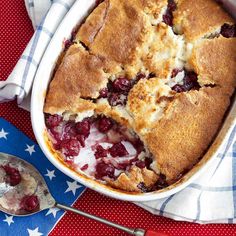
0, 0, 236, 224
0, 118, 85, 236
136, 125, 236, 223
0, 0, 76, 107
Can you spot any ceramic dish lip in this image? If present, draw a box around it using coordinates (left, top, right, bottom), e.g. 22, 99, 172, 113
31, 0, 236, 202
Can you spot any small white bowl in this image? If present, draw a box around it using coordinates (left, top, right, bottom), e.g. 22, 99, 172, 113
31, 0, 236, 202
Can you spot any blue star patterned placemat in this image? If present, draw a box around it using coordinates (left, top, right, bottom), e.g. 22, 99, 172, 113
0, 118, 86, 236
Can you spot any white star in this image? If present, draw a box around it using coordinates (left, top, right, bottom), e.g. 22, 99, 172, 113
45, 169, 56, 180
25, 144, 36, 156
46, 207, 60, 218
65, 180, 82, 195
27, 227, 43, 236
0, 128, 8, 139
3, 215, 14, 226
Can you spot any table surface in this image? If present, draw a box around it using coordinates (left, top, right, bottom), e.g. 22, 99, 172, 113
1, 1, 236, 235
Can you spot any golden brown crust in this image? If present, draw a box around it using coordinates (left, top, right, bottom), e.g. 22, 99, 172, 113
86, 0, 146, 67
145, 87, 230, 182
127, 77, 173, 134
76, 1, 109, 47
173, 0, 234, 41
76, 0, 168, 75
141, 0, 167, 16
107, 166, 158, 192
44, 45, 107, 113
189, 37, 236, 93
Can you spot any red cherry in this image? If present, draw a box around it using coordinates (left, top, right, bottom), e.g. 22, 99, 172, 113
183, 71, 199, 91
81, 164, 89, 171
97, 117, 113, 133
62, 123, 77, 140
112, 77, 131, 92
45, 114, 62, 128
21, 195, 39, 212
136, 72, 146, 81
99, 88, 108, 98
75, 120, 90, 137
163, 12, 173, 26
109, 142, 128, 157
64, 39, 73, 49
2, 165, 21, 186
171, 84, 185, 93
163, 0, 176, 26
135, 160, 146, 169
95, 162, 115, 179
108, 93, 126, 106
60, 138, 80, 157
220, 24, 236, 38
94, 145, 108, 159
76, 135, 86, 147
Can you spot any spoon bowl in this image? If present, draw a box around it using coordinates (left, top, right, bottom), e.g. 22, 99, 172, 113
0, 152, 55, 216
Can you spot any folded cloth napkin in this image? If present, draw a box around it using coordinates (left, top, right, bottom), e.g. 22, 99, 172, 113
0, 118, 85, 236
0, 0, 236, 224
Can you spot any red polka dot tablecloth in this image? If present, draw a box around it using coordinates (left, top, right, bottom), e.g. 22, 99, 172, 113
1, 1, 236, 235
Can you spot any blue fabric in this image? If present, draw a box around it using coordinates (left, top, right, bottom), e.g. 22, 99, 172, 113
0, 118, 85, 236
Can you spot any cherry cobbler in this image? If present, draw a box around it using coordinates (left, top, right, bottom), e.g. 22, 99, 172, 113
43, 0, 236, 193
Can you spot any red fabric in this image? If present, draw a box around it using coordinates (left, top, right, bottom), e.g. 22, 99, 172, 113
1, 1, 236, 235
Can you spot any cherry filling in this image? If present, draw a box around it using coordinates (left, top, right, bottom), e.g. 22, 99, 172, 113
107, 77, 131, 106
64, 29, 77, 50
113, 77, 131, 92
95, 162, 115, 179
99, 72, 148, 107
137, 174, 168, 192
99, 88, 108, 98
20, 195, 39, 212
151, 174, 169, 190
109, 142, 129, 157
2, 165, 21, 186
45, 114, 62, 128
171, 69, 200, 93
95, 145, 108, 159
95, 0, 104, 6
76, 120, 90, 137
171, 68, 183, 78
220, 24, 236, 38
45, 114, 153, 181
163, 0, 177, 26
60, 138, 80, 157
136, 72, 147, 81
98, 117, 113, 133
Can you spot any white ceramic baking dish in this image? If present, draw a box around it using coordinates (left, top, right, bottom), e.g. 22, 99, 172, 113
31, 0, 236, 201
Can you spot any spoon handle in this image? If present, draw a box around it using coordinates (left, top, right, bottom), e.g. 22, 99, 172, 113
55, 202, 145, 235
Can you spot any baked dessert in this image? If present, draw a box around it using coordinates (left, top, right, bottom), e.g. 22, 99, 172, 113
43, 0, 236, 193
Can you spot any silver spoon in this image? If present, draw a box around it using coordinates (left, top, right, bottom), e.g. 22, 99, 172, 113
0, 152, 168, 236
